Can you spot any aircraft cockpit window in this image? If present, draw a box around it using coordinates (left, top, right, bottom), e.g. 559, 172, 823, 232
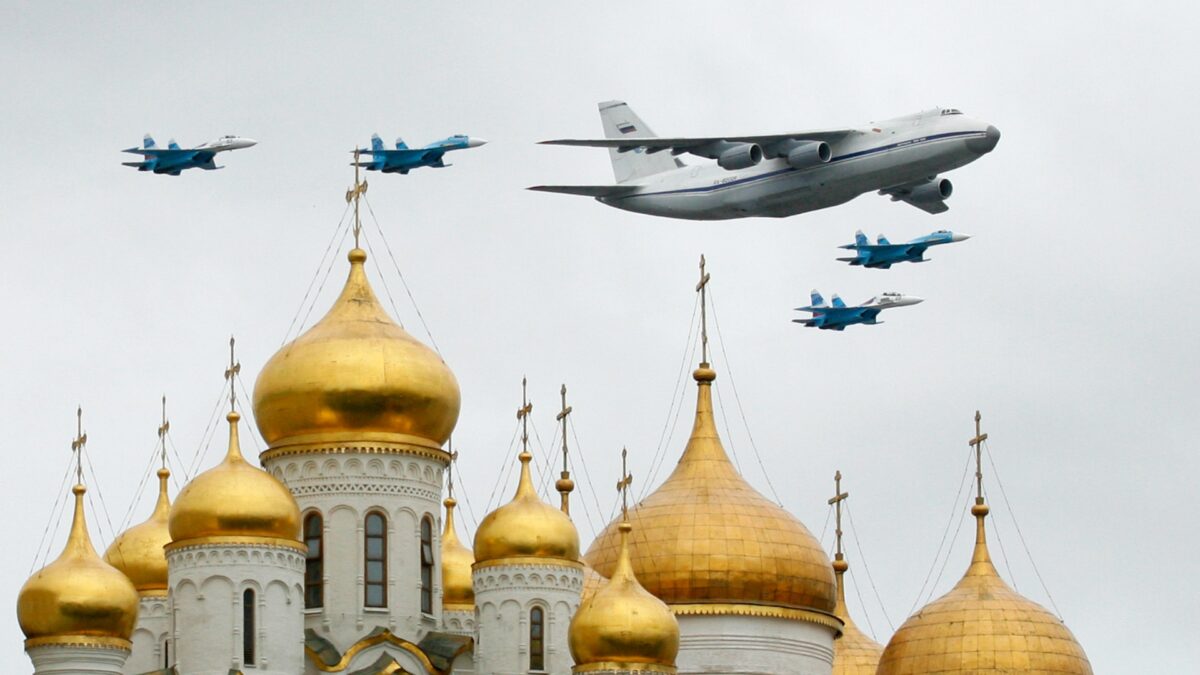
940, 108, 963, 116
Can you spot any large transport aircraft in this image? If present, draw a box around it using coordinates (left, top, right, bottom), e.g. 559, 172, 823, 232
531, 101, 1000, 220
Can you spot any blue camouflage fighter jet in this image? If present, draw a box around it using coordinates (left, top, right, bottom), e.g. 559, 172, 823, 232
793, 290, 923, 330
122, 134, 257, 175
837, 229, 970, 268
354, 133, 487, 174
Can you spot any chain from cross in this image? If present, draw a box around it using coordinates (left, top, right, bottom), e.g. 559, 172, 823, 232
696, 254, 711, 365
70, 406, 87, 485
968, 410, 989, 502
616, 447, 634, 522
828, 470, 849, 559
224, 336, 241, 413
516, 377, 533, 453
346, 150, 369, 248
158, 395, 170, 469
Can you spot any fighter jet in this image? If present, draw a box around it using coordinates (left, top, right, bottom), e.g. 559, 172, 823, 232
354, 134, 487, 174
531, 102, 1000, 220
793, 290, 923, 330
121, 134, 257, 175
838, 230, 970, 268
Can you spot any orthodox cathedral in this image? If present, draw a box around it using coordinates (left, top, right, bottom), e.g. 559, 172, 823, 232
15, 208, 1094, 673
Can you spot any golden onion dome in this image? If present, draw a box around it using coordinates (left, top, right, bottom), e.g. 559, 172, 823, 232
440, 497, 475, 610
877, 502, 1092, 674
169, 411, 300, 544
18, 484, 139, 647
570, 522, 679, 673
581, 563, 608, 605
585, 366, 836, 612
474, 451, 580, 565
831, 556, 883, 675
252, 248, 460, 451
104, 468, 172, 596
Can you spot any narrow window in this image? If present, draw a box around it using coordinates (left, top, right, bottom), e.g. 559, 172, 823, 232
242, 589, 256, 666
304, 512, 324, 608
420, 516, 434, 614
365, 511, 387, 608
529, 606, 545, 671
163, 639, 169, 669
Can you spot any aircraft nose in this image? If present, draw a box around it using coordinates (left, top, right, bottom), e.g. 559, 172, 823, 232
967, 125, 1000, 154
905, 296, 925, 306
239, 138, 258, 148
467, 137, 488, 148
951, 233, 972, 242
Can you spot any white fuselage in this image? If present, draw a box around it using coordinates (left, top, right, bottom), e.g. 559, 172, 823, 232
600, 110, 997, 220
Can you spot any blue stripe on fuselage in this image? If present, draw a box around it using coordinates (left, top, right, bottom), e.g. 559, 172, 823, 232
616, 130, 986, 200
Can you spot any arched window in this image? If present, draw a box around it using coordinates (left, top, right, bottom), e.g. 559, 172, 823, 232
364, 511, 387, 608
420, 515, 434, 614
304, 512, 323, 608
529, 606, 545, 671
242, 589, 256, 666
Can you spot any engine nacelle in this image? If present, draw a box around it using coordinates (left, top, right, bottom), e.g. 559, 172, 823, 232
717, 143, 762, 170
784, 141, 832, 169
909, 177, 953, 204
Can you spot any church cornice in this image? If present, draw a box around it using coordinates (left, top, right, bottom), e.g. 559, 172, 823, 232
669, 602, 844, 635
260, 439, 452, 465
24, 635, 132, 651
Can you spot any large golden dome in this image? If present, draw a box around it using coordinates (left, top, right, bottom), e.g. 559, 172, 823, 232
440, 496, 475, 610
569, 522, 679, 673
831, 556, 883, 675
585, 366, 836, 613
877, 503, 1092, 674
18, 485, 139, 647
474, 451, 580, 565
253, 247, 460, 451
104, 468, 172, 596
169, 411, 301, 544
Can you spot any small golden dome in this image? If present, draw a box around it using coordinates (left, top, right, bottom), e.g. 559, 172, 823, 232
474, 451, 580, 565
570, 522, 679, 673
877, 503, 1092, 674
169, 412, 300, 544
585, 366, 835, 611
831, 555, 883, 675
104, 468, 172, 595
18, 485, 139, 646
253, 248, 460, 451
440, 497, 475, 610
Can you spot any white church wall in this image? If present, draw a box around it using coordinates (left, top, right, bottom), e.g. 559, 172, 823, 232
27, 643, 129, 675
123, 595, 170, 675
675, 613, 836, 675
473, 562, 582, 675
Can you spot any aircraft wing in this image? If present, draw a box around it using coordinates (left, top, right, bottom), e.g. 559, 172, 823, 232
879, 184, 949, 214
528, 185, 640, 198
540, 129, 855, 159
122, 148, 194, 157
357, 148, 439, 160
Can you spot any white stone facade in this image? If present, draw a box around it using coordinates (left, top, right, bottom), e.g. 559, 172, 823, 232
124, 595, 171, 675
27, 643, 129, 675
263, 447, 448, 650
442, 607, 476, 636
675, 613, 836, 675
473, 561, 583, 675
166, 540, 305, 675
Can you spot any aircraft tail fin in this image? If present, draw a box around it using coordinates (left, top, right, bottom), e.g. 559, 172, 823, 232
167, 138, 180, 150
371, 134, 385, 152
598, 100, 680, 183
395, 137, 408, 150
855, 230, 869, 246
876, 234, 891, 245
143, 134, 157, 149
831, 294, 847, 308
809, 289, 826, 307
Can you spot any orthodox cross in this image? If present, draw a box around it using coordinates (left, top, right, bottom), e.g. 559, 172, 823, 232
616, 447, 633, 521
968, 410, 989, 502
516, 377, 533, 454
828, 470, 849, 561
70, 406, 87, 485
446, 444, 459, 500
157, 395, 170, 469
556, 384, 573, 513
346, 150, 369, 248
224, 336, 241, 413
696, 254, 711, 365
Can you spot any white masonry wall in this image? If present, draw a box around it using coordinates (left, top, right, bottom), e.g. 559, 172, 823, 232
166, 541, 304, 675
123, 595, 171, 675
675, 613, 836, 675
27, 643, 129, 675
264, 450, 447, 650
441, 607, 475, 637
473, 562, 583, 675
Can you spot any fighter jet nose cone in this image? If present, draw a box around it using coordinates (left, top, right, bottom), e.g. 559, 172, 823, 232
911, 297, 925, 304
968, 125, 1001, 154
952, 233, 972, 242
467, 137, 488, 148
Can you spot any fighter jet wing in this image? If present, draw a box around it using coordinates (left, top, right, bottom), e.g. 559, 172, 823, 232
878, 184, 950, 214
122, 148, 193, 156
540, 130, 855, 159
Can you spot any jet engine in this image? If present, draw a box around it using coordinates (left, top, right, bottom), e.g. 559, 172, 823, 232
783, 141, 832, 169
717, 143, 763, 170
908, 177, 953, 204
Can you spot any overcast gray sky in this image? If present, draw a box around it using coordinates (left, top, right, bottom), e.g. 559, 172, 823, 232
3, 2, 1196, 672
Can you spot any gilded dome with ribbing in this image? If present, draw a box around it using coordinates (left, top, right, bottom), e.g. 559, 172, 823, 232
440, 497, 475, 610
569, 523, 679, 673
169, 412, 300, 544
253, 248, 460, 451
474, 451, 580, 565
104, 469, 172, 595
831, 556, 883, 675
876, 503, 1092, 674
18, 485, 139, 647
585, 366, 836, 612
